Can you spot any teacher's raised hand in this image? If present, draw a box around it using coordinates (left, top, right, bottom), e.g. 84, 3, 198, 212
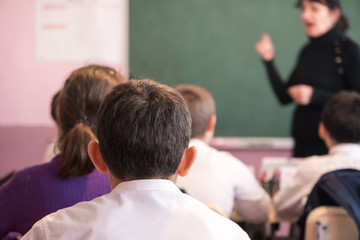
255, 33, 275, 61
287, 84, 314, 106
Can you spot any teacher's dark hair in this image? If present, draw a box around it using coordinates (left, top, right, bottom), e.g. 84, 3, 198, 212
296, 0, 349, 34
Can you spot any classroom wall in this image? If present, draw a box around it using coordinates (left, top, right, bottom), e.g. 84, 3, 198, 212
0, 0, 128, 176
0, 127, 57, 177
0, 0, 128, 126
0, 1, 80, 126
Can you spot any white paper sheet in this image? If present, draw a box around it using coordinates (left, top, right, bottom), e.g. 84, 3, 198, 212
35, 0, 128, 70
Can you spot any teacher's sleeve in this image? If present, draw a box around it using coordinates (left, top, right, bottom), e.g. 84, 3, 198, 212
263, 60, 293, 105
309, 87, 337, 107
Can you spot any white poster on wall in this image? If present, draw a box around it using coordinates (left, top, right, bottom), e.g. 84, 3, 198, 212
35, 0, 128, 73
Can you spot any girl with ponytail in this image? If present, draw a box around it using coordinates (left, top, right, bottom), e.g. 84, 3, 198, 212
57, 65, 126, 178
0, 65, 127, 238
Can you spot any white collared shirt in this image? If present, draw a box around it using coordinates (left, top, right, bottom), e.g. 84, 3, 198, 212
273, 143, 360, 221
176, 139, 271, 223
22, 179, 250, 240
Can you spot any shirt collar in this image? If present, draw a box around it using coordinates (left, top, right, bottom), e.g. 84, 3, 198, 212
113, 179, 181, 193
189, 138, 208, 148
329, 143, 360, 156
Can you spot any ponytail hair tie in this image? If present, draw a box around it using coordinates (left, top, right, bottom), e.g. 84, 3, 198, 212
75, 116, 93, 128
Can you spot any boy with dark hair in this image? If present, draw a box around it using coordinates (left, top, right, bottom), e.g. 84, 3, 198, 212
22, 79, 250, 240
274, 91, 360, 221
175, 84, 271, 223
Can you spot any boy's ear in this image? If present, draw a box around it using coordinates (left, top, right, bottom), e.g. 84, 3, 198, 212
177, 146, 197, 177
206, 114, 217, 132
88, 140, 108, 173
318, 122, 328, 141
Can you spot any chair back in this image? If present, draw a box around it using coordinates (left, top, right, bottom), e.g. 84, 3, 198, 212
305, 206, 358, 240
298, 169, 360, 240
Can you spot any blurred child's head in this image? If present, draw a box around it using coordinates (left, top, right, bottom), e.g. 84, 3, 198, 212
175, 84, 216, 142
320, 91, 360, 145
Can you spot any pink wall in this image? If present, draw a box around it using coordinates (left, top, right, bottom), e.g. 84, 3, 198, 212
0, 0, 86, 126
0, 126, 57, 177
0, 0, 79, 176
0, 0, 128, 175
0, 0, 128, 126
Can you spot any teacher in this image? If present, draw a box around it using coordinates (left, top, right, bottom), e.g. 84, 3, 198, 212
255, 0, 360, 157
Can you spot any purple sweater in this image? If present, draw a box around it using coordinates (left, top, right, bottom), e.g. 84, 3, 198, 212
0, 155, 111, 237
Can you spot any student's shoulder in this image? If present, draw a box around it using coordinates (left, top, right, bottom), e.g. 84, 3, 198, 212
181, 194, 250, 239
208, 145, 243, 163
207, 148, 255, 179
298, 42, 312, 54
341, 36, 360, 63
342, 36, 360, 49
296, 154, 330, 176
216, 149, 251, 170
2, 160, 57, 190
28, 195, 108, 236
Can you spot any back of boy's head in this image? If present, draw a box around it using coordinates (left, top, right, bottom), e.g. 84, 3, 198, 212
321, 91, 360, 143
174, 84, 215, 138
57, 64, 127, 178
97, 79, 192, 180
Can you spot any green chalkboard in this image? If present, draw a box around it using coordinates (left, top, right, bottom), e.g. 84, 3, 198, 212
129, 0, 360, 137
